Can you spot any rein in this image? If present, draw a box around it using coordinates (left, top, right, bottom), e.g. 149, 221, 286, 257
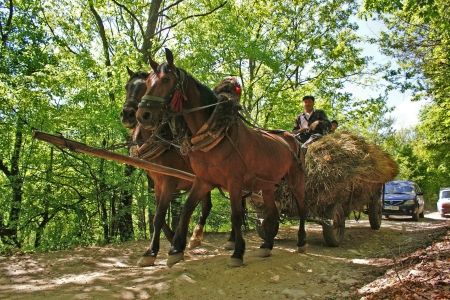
139, 68, 227, 116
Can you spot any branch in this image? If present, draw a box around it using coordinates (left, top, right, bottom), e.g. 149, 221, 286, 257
88, 0, 115, 102
39, 7, 79, 55
392, 254, 431, 300
58, 147, 99, 183
0, 0, 13, 45
0, 160, 11, 176
111, 0, 145, 40
159, 0, 185, 14
153, 1, 227, 37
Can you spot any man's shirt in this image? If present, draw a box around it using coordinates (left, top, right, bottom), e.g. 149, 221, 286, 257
293, 109, 331, 135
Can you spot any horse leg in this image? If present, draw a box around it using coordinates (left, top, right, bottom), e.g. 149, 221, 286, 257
161, 222, 174, 242
288, 164, 307, 252
228, 186, 246, 267
188, 191, 212, 249
297, 215, 307, 252
256, 188, 279, 258
137, 184, 173, 267
224, 196, 247, 250
167, 180, 212, 267
223, 226, 236, 250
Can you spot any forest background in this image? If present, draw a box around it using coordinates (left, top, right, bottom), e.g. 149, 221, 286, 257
0, 0, 448, 253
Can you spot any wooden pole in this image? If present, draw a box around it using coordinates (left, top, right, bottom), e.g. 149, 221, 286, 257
33, 131, 195, 182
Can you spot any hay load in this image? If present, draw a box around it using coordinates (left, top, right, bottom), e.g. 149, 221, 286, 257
305, 132, 398, 213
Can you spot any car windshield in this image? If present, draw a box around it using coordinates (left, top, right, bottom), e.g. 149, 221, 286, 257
385, 182, 415, 194
441, 190, 450, 198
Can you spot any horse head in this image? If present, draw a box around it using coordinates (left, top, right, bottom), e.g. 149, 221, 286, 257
136, 49, 186, 130
121, 67, 149, 129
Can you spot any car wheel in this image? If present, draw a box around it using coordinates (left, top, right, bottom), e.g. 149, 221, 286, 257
412, 208, 420, 221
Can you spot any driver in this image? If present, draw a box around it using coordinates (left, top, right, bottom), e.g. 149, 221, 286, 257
293, 95, 331, 149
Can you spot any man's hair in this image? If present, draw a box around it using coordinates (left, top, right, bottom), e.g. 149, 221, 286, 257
331, 120, 338, 126
302, 95, 315, 102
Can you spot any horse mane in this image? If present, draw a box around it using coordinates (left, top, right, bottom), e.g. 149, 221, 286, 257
175, 67, 218, 115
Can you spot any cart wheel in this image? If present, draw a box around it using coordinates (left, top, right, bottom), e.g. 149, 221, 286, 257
322, 203, 345, 247
412, 207, 420, 221
253, 207, 267, 240
255, 219, 266, 240
368, 198, 382, 230
254, 218, 280, 240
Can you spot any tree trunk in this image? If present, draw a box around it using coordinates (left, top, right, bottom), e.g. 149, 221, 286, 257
147, 175, 155, 236
109, 192, 118, 239
141, 0, 163, 64
118, 164, 134, 241
2, 117, 25, 248
97, 140, 110, 243
35, 148, 53, 248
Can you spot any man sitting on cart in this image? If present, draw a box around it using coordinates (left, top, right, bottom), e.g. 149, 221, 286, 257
293, 95, 331, 149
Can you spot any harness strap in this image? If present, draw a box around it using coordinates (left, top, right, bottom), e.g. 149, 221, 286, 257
181, 101, 226, 114
257, 129, 302, 166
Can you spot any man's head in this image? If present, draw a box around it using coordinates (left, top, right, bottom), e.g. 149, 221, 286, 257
330, 120, 338, 132
302, 95, 315, 113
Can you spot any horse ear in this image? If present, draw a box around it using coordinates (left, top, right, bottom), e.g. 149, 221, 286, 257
165, 48, 174, 67
126, 66, 134, 76
149, 57, 159, 73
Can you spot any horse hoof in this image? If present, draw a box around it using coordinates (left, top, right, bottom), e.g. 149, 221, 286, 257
188, 239, 201, 250
228, 257, 243, 267
223, 241, 235, 250
137, 256, 156, 267
256, 248, 272, 258
297, 246, 307, 253
167, 252, 184, 268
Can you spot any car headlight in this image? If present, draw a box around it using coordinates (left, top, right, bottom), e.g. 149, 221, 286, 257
404, 199, 416, 205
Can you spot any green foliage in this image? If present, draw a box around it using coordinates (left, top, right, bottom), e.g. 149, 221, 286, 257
364, 0, 450, 205
1, 0, 402, 253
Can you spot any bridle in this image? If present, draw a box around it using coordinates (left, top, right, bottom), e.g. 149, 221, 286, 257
123, 76, 148, 111
138, 66, 226, 115
138, 68, 186, 110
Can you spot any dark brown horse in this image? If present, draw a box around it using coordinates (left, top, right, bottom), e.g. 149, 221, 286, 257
122, 67, 223, 266
136, 49, 307, 267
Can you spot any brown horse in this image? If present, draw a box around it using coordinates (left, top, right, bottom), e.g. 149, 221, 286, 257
122, 67, 226, 267
136, 49, 307, 267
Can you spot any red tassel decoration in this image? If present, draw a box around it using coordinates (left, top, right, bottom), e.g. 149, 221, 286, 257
171, 90, 185, 112
235, 85, 241, 96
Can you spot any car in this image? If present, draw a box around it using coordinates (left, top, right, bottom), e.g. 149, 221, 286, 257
382, 180, 425, 221
437, 187, 450, 217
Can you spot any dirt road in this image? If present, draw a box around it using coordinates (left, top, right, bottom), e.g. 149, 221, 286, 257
0, 215, 448, 299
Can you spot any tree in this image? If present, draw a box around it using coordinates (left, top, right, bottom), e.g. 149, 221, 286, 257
363, 0, 450, 200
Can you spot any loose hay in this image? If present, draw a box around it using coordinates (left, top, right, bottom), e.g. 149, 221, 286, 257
251, 132, 398, 218
304, 132, 398, 214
